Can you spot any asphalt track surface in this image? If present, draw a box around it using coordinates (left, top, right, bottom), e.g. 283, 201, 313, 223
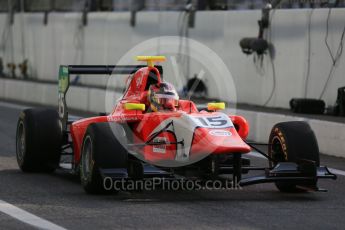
0, 101, 345, 230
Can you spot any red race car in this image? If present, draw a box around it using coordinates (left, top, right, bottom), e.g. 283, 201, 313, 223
16, 56, 336, 194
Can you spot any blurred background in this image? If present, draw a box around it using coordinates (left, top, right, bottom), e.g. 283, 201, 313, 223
0, 0, 345, 107
0, 0, 344, 107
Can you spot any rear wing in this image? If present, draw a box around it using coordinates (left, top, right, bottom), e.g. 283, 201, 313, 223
58, 65, 163, 130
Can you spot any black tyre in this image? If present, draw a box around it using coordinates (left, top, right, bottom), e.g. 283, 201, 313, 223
16, 108, 62, 172
268, 121, 319, 192
80, 122, 128, 194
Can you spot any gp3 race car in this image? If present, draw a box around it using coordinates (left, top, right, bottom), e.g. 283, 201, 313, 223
16, 56, 336, 194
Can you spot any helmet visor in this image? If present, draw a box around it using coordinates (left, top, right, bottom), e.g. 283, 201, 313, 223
155, 94, 179, 107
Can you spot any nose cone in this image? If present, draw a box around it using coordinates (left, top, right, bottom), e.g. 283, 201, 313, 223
190, 127, 251, 156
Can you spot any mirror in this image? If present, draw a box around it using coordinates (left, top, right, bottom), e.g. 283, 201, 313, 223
207, 102, 225, 111
124, 103, 146, 111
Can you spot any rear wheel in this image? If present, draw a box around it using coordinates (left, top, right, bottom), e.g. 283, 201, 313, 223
80, 122, 128, 194
16, 108, 62, 172
268, 121, 319, 192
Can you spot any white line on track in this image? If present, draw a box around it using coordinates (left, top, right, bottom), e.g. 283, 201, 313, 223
0, 101, 67, 229
0, 101, 81, 117
248, 152, 345, 177
0, 200, 67, 230
0, 101, 29, 110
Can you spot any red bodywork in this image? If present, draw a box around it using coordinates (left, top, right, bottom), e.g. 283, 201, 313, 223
70, 66, 251, 165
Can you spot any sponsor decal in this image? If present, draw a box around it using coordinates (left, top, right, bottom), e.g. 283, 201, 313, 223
153, 137, 167, 153
209, 130, 232, 137
107, 115, 140, 122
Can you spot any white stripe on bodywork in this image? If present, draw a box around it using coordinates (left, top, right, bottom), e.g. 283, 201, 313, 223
148, 112, 234, 161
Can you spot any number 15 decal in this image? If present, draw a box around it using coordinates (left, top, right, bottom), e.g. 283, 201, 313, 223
193, 114, 233, 128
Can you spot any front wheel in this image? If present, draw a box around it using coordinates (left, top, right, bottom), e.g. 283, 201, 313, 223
268, 121, 319, 192
80, 122, 128, 194
80, 135, 104, 194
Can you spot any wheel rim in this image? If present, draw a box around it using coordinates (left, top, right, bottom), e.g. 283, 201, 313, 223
82, 136, 93, 180
16, 121, 25, 162
270, 136, 287, 164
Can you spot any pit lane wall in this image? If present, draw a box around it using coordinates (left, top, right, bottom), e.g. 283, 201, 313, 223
0, 9, 345, 108
1, 77, 344, 158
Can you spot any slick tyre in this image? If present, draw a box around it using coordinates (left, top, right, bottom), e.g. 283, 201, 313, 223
80, 122, 128, 194
268, 121, 319, 193
16, 108, 62, 172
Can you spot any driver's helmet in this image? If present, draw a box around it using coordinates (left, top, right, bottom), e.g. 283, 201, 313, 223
148, 82, 179, 112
